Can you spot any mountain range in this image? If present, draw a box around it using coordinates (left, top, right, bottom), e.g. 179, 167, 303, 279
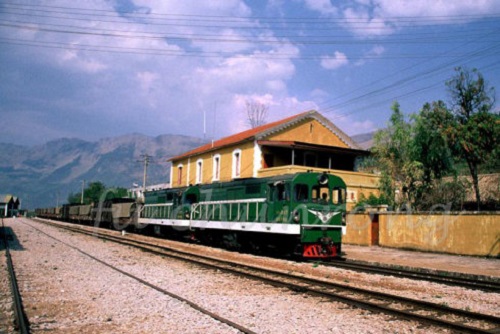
1, 132, 373, 210
0, 134, 206, 210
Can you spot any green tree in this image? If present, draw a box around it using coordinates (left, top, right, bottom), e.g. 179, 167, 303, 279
68, 181, 106, 204
412, 101, 455, 185
67, 182, 129, 205
372, 102, 423, 209
445, 67, 499, 209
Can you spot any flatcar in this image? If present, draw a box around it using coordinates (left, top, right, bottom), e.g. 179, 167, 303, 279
139, 172, 346, 258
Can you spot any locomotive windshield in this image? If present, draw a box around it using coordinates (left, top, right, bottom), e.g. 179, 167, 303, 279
294, 184, 309, 202
332, 187, 346, 204
312, 184, 331, 203
294, 183, 346, 204
270, 182, 289, 202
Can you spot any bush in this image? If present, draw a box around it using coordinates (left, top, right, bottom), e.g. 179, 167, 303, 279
416, 178, 469, 211
354, 193, 391, 211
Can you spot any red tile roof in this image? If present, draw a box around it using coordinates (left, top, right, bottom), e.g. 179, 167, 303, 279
169, 110, 359, 161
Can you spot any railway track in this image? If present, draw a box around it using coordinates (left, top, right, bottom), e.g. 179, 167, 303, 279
32, 218, 500, 333
1, 219, 30, 334
325, 259, 500, 292
23, 219, 257, 334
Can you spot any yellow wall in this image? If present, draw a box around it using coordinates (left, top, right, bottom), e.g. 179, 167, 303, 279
267, 119, 349, 148
171, 141, 255, 186
344, 213, 374, 246
376, 213, 499, 257
344, 213, 500, 257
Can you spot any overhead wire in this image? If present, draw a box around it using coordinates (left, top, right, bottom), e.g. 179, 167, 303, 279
1, 18, 498, 46
2, 2, 500, 32
3, 1, 500, 24
1, 1, 498, 122
316, 23, 500, 116
319, 43, 500, 114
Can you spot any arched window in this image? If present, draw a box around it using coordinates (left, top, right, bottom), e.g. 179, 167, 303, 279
232, 149, 242, 178
196, 159, 203, 184
212, 154, 221, 181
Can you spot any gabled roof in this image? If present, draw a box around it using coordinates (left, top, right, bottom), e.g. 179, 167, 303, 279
169, 110, 361, 161
0, 194, 14, 204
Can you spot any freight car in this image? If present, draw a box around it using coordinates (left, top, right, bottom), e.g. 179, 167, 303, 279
139, 172, 346, 258
92, 198, 138, 229
34, 207, 61, 220
37, 198, 137, 229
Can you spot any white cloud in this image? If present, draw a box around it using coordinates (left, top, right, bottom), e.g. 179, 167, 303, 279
369, 45, 385, 56
303, 0, 338, 15
59, 50, 107, 73
350, 119, 377, 134
13, 0, 486, 146
321, 51, 349, 70
302, 0, 500, 37
376, 0, 500, 18
195, 54, 296, 92
342, 7, 395, 36
354, 45, 385, 66
325, 114, 376, 136
137, 71, 159, 93
310, 88, 330, 100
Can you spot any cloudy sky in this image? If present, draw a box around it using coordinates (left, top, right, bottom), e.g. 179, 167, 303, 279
1, 0, 499, 146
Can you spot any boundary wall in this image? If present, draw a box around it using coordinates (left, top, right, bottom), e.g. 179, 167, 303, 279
344, 212, 500, 257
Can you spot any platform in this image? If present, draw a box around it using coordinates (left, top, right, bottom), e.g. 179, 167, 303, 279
343, 244, 500, 279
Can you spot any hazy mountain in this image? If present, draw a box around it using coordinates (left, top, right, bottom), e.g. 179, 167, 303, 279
0, 134, 205, 209
351, 132, 375, 150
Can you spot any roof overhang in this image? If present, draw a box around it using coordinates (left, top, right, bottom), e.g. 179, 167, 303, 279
257, 140, 370, 156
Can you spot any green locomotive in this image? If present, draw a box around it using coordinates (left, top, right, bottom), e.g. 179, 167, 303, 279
139, 172, 346, 258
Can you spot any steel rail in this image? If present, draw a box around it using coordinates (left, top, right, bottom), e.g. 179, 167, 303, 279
1, 219, 30, 334
32, 218, 500, 333
24, 219, 257, 334
324, 259, 500, 292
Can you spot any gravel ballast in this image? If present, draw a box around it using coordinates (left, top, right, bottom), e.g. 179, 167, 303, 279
3, 217, 498, 333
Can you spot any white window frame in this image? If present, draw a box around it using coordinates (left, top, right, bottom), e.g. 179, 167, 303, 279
196, 159, 203, 184
212, 154, 221, 181
232, 149, 242, 179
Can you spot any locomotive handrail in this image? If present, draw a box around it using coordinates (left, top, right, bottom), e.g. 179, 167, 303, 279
191, 198, 267, 222
140, 203, 173, 218
195, 198, 266, 205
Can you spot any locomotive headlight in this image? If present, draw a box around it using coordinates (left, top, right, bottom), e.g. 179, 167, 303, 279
185, 212, 190, 219
318, 173, 329, 185
293, 210, 300, 223
342, 212, 346, 226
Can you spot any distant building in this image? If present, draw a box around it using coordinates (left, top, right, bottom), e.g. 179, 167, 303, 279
168, 110, 380, 210
129, 183, 170, 201
0, 194, 20, 217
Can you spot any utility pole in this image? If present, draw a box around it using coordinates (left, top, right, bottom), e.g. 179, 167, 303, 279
138, 154, 153, 190
81, 180, 85, 204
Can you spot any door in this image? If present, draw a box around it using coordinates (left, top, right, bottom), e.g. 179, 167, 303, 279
267, 182, 289, 223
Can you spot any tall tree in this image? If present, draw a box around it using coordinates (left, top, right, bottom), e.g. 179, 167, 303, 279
445, 67, 498, 209
412, 101, 455, 185
68, 181, 106, 204
245, 100, 268, 128
372, 102, 423, 208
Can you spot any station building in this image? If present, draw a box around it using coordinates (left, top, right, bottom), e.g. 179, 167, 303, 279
168, 110, 380, 210
0, 194, 20, 217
